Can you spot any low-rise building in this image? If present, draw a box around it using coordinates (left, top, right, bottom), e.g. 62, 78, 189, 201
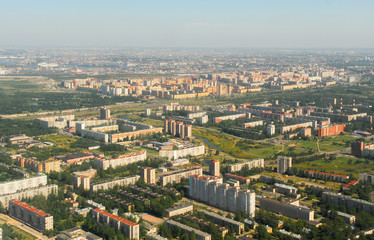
92, 209, 139, 239
166, 203, 194, 217
160, 167, 203, 186
201, 210, 244, 234
259, 198, 314, 221
94, 150, 147, 170
56, 227, 102, 240
359, 173, 374, 184
90, 175, 140, 192
227, 159, 264, 173
225, 174, 250, 184
164, 220, 211, 240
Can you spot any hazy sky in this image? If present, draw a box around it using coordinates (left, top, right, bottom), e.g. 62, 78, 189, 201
1, 0, 373, 48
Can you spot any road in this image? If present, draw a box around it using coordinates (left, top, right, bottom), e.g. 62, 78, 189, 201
0, 213, 50, 240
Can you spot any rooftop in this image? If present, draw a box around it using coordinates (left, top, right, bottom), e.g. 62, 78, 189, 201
10, 200, 50, 217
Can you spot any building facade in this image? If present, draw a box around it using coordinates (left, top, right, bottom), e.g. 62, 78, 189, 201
9, 200, 53, 232
160, 167, 203, 186
140, 167, 156, 184
94, 150, 147, 170
277, 156, 292, 174
92, 209, 139, 239
227, 159, 264, 173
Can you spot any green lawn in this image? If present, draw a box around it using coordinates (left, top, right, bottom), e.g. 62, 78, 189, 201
194, 128, 283, 159
293, 156, 374, 179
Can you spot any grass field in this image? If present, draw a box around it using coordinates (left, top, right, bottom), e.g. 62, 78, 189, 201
193, 128, 283, 159
288, 134, 356, 152
40, 134, 77, 149
293, 156, 374, 179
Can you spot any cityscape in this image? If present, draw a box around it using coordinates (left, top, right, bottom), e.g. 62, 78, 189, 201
1, 1, 374, 240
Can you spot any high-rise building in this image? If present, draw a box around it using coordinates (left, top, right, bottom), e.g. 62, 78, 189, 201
267, 124, 276, 135
189, 175, 255, 217
74, 176, 90, 190
184, 124, 192, 138
277, 156, 292, 174
100, 107, 111, 120
209, 159, 220, 177
140, 167, 156, 184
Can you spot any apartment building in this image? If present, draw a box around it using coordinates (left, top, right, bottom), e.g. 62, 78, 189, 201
359, 173, 374, 184
304, 170, 349, 183
277, 156, 292, 174
140, 167, 156, 184
0, 184, 58, 208
164, 220, 211, 240
322, 192, 374, 214
189, 175, 255, 217
166, 203, 194, 217
208, 159, 220, 177
0, 174, 47, 195
318, 124, 345, 137
227, 159, 264, 173
159, 144, 205, 160
259, 198, 314, 221
9, 200, 53, 232
201, 211, 244, 234
160, 167, 203, 186
90, 175, 140, 192
92, 209, 139, 239
94, 150, 147, 170
16, 157, 60, 173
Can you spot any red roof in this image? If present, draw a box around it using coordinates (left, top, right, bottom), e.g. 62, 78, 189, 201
94, 208, 138, 227
226, 173, 249, 180
343, 180, 359, 189
10, 200, 49, 217
211, 159, 219, 163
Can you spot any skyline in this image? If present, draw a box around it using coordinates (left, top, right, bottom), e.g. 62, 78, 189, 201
1, 0, 374, 49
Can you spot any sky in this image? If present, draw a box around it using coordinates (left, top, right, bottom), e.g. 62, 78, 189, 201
0, 0, 373, 48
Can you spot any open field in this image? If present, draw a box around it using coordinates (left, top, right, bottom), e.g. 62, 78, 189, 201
292, 156, 374, 179
287, 134, 356, 152
193, 128, 283, 159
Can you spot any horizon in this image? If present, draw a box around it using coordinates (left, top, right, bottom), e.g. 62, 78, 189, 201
1, 0, 374, 49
